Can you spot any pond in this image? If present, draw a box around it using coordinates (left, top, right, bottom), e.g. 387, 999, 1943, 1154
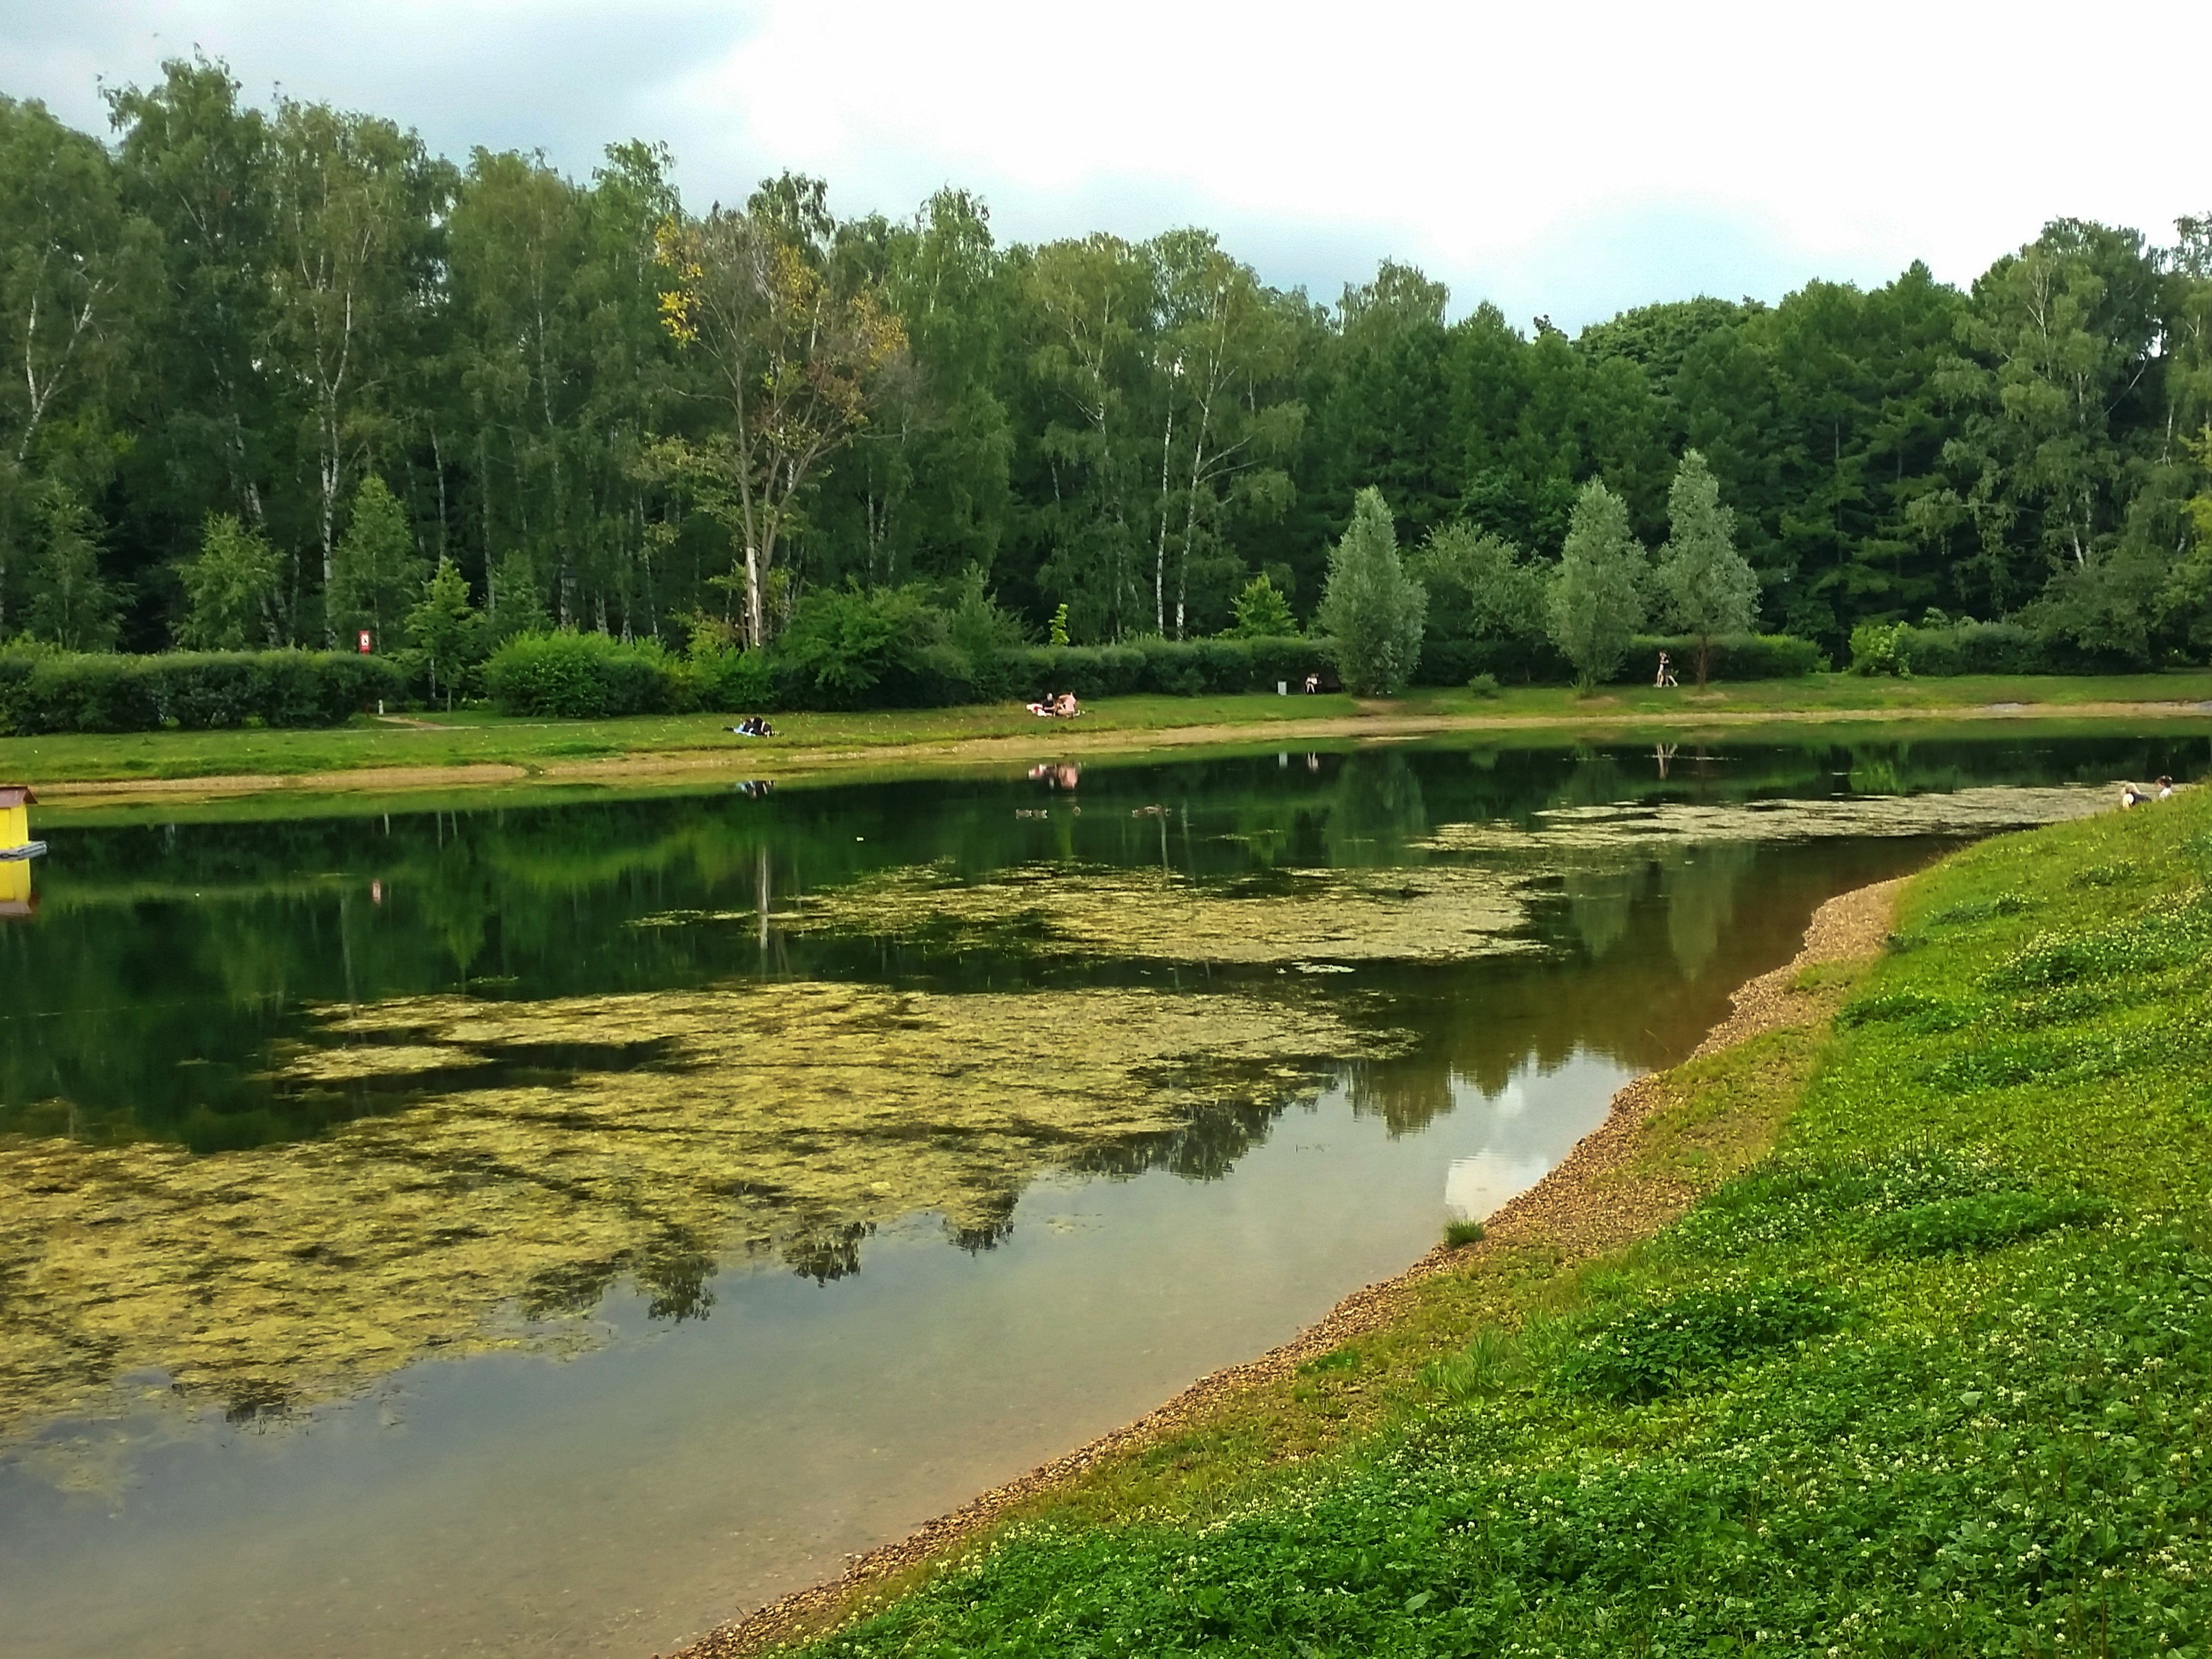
0, 729, 2202, 1658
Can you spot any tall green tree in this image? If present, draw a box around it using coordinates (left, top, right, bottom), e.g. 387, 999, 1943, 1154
406, 556, 485, 706
1148, 230, 1303, 637
177, 512, 283, 648
0, 96, 155, 637
1925, 220, 2164, 616
1547, 478, 1647, 689
106, 58, 281, 565
1654, 449, 1760, 685
329, 474, 424, 647
265, 97, 451, 640
652, 175, 909, 647
1020, 232, 1156, 641
23, 484, 122, 650
1316, 487, 1426, 695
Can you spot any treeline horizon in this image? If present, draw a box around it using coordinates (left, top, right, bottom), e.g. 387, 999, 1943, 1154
3, 54, 2210, 667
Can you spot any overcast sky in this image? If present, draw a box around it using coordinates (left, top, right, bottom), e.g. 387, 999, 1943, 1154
8, 0, 2209, 330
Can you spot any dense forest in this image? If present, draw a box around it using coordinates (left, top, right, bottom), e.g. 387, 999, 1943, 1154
4, 55, 2211, 669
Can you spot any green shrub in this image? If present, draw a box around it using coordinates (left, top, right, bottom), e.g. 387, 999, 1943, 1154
774, 585, 946, 710
693, 647, 775, 712
1849, 621, 1911, 675
482, 631, 692, 718
1443, 1218, 1487, 1247
1851, 619, 2102, 677
0, 647, 405, 734
1422, 1326, 1523, 1400
1861, 1189, 2108, 1258
1629, 632, 1821, 681
1002, 636, 1332, 700
1422, 632, 1816, 687
1558, 1280, 1844, 1404
1465, 672, 1500, 698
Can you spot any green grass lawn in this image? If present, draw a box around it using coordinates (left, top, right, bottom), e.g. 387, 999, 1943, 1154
779, 790, 2212, 1656
7, 670, 2212, 791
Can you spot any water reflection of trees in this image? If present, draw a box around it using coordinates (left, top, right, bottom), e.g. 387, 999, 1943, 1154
2, 734, 2188, 1460
1337, 838, 1936, 1136
0, 981, 1391, 1454
1323, 751, 1428, 867
10, 732, 2193, 1149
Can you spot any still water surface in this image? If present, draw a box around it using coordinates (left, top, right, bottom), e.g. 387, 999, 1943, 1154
0, 732, 2201, 1657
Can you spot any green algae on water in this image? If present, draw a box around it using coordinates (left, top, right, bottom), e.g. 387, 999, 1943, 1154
774, 861, 1538, 965
1418, 784, 2111, 856
0, 981, 1400, 1471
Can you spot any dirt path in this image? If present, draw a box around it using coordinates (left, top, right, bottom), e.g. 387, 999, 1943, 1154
666, 875, 1905, 1658
33, 698, 2211, 807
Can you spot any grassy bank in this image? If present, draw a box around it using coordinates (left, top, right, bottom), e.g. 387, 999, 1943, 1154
6, 670, 2212, 796
748, 790, 2211, 1656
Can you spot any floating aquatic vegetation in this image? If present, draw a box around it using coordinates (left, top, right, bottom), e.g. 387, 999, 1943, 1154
0, 981, 1396, 1469
782, 862, 1537, 965
1418, 785, 2110, 856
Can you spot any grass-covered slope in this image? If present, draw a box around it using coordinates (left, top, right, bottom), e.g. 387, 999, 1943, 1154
794, 792, 2212, 1657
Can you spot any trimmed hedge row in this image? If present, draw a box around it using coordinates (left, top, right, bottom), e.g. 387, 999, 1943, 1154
480, 632, 1340, 718
0, 649, 406, 735
999, 636, 1334, 700
480, 632, 697, 718
1438, 632, 1823, 685
1853, 621, 2101, 677
0, 627, 1824, 733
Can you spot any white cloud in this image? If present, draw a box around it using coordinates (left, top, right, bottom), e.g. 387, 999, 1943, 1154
7, 0, 2209, 327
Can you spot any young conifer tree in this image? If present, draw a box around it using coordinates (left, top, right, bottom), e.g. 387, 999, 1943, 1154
1316, 487, 1427, 695
1547, 478, 1646, 690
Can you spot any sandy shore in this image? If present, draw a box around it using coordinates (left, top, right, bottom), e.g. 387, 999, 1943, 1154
32, 696, 2211, 807
667, 874, 1905, 1658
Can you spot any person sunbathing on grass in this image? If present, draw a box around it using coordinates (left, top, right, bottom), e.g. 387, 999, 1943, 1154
1054, 692, 1081, 718
2122, 781, 2154, 809
727, 716, 774, 738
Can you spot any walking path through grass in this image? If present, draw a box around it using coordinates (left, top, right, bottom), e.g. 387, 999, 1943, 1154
680, 786, 2212, 1658
12, 670, 2212, 805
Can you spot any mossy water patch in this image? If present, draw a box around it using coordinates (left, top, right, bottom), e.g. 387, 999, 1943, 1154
1417, 782, 2109, 856
770, 861, 1540, 966
0, 981, 1401, 1471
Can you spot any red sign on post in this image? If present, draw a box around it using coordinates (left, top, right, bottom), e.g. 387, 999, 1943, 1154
356, 630, 374, 654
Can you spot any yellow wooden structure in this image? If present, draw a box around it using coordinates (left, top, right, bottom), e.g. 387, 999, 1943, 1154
1, 785, 39, 915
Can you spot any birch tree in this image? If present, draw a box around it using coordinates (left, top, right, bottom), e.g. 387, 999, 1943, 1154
1151, 230, 1303, 637
265, 97, 448, 641
653, 177, 907, 647
107, 57, 279, 541
0, 97, 153, 634
1025, 233, 1154, 640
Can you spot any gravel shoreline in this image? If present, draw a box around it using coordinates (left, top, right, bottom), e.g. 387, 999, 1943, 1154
669, 874, 1907, 1658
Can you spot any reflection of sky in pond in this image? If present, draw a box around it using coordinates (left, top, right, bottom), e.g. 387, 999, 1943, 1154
1, 1060, 1632, 1659
0, 730, 2205, 1658
1440, 1053, 1625, 1222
